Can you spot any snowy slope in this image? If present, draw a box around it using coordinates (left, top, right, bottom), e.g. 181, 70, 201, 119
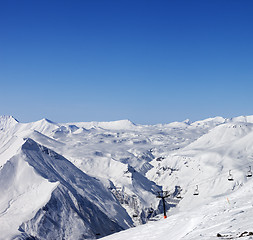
0, 134, 133, 238
0, 147, 58, 239
0, 137, 133, 239
1, 115, 253, 239
100, 116, 253, 239
19, 139, 132, 239
101, 177, 253, 240
146, 120, 253, 200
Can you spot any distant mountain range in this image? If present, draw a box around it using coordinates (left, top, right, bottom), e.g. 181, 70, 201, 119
1, 115, 253, 239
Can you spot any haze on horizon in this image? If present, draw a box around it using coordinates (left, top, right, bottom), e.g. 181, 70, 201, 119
1, 0, 253, 124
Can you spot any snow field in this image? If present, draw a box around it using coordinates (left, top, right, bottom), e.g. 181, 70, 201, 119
1, 115, 253, 239
0, 153, 58, 239
102, 178, 253, 240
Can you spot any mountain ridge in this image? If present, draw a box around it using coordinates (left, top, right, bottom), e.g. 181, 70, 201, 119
1, 114, 253, 239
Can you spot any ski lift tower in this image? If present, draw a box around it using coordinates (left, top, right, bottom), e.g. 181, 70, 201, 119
156, 190, 170, 219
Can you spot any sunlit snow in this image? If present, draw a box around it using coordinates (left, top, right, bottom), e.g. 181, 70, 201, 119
1, 115, 253, 239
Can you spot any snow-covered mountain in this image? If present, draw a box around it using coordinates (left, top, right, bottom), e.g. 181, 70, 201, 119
1, 115, 253, 239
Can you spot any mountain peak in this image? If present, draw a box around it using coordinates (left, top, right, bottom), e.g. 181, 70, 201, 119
0, 115, 19, 130
0, 115, 19, 123
39, 118, 56, 124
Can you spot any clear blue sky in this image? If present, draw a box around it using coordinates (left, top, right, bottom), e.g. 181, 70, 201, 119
0, 0, 252, 124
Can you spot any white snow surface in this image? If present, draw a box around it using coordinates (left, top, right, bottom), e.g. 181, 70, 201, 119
1, 115, 253, 239
102, 179, 253, 240
0, 151, 58, 239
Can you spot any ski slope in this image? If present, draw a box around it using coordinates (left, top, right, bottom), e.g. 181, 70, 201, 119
102, 178, 253, 240
1, 115, 253, 239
